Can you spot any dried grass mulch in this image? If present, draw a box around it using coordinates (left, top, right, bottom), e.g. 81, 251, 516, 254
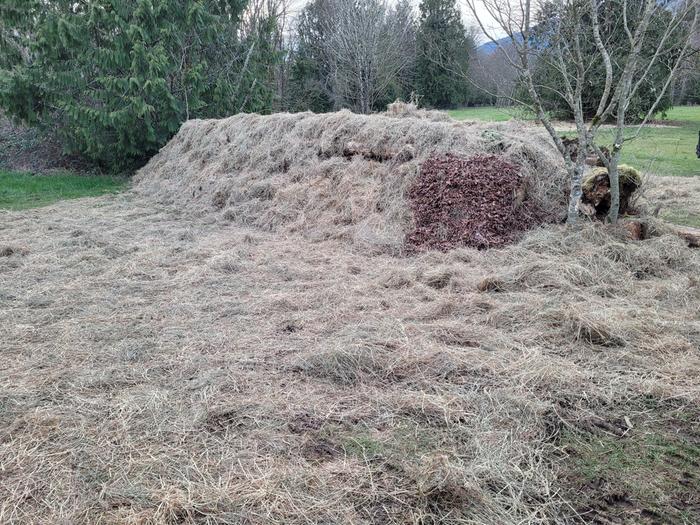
1, 192, 699, 523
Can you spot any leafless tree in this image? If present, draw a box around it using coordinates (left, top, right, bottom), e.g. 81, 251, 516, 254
316, 0, 415, 113
238, 0, 292, 109
465, 0, 699, 224
391, 0, 418, 99
469, 37, 520, 106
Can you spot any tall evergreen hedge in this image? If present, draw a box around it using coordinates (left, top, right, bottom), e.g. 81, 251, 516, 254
0, 0, 279, 170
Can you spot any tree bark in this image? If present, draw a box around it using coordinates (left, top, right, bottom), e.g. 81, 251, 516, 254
567, 163, 585, 224
607, 150, 622, 224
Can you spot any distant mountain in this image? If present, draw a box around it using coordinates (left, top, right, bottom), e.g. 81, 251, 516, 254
476, 34, 524, 54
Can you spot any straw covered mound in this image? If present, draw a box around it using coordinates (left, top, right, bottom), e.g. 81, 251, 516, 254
135, 109, 568, 253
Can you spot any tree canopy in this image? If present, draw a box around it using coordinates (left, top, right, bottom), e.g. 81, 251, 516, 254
525, 0, 688, 121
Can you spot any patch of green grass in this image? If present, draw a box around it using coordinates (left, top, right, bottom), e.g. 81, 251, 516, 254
0, 169, 128, 210
659, 210, 700, 229
566, 431, 698, 481
448, 106, 536, 122
342, 434, 385, 459
560, 427, 700, 521
593, 106, 700, 177
662, 105, 700, 122
316, 422, 387, 460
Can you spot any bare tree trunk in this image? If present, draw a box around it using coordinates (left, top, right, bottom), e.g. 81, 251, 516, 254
607, 151, 622, 224
567, 163, 585, 224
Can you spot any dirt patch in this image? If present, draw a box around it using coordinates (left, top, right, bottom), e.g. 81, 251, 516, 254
407, 154, 550, 251
288, 412, 323, 433
0, 245, 28, 257
553, 121, 682, 131
302, 439, 340, 462
211, 190, 229, 210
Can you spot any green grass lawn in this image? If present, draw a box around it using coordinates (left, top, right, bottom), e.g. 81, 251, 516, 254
448, 106, 536, 122
448, 105, 700, 177
594, 106, 699, 177
0, 170, 128, 210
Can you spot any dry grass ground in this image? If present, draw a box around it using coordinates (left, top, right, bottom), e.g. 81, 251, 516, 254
2, 191, 699, 524
1, 109, 699, 524
646, 175, 700, 228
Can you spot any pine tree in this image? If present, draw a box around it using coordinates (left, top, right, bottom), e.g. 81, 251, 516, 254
415, 0, 472, 109
0, 0, 36, 70
0, 0, 280, 170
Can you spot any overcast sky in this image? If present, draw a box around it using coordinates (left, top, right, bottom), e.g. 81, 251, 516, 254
463, 2, 508, 43
284, 0, 507, 43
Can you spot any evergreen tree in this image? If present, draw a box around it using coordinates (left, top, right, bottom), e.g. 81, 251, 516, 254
0, 0, 35, 71
415, 0, 472, 109
287, 0, 335, 113
0, 0, 280, 170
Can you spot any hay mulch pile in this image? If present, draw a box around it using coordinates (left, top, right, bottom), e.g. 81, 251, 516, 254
135, 109, 568, 255
408, 154, 548, 251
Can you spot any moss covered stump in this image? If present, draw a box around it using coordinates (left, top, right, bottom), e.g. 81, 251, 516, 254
579, 164, 642, 219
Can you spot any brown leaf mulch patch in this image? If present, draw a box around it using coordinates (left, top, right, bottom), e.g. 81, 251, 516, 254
407, 154, 548, 251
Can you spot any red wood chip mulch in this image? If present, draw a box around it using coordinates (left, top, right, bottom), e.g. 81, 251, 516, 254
407, 153, 547, 251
